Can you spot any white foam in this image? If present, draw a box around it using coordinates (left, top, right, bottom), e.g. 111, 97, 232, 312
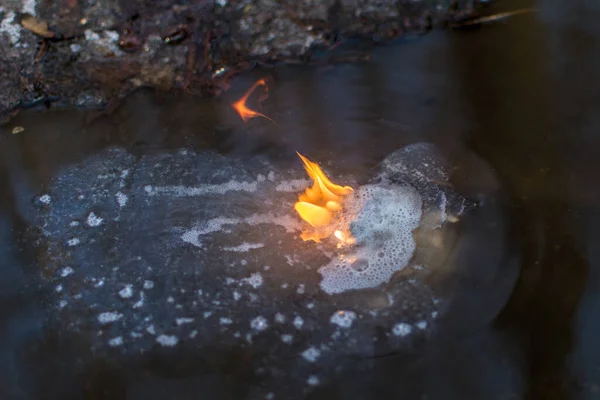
133, 292, 145, 308
223, 242, 264, 252
176, 317, 194, 325
67, 238, 80, 246
115, 192, 128, 208
250, 316, 269, 331
87, 212, 103, 227
98, 312, 122, 324
143, 280, 154, 290
330, 310, 357, 328
181, 214, 300, 248
156, 334, 178, 347
59, 267, 74, 277
243, 273, 263, 289
39, 194, 51, 204
319, 184, 422, 294
119, 285, 134, 299
147, 180, 258, 197
293, 316, 304, 329
392, 323, 412, 337
301, 347, 320, 362
108, 336, 123, 347
275, 179, 310, 192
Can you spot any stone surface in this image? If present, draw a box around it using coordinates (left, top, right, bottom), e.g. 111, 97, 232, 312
23, 142, 474, 398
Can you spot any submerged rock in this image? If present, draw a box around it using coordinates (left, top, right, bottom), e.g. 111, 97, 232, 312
24, 142, 506, 398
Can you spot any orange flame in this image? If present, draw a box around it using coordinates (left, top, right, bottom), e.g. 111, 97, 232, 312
231, 79, 275, 123
294, 153, 354, 243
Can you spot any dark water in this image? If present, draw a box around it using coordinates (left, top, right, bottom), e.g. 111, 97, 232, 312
2, 0, 600, 398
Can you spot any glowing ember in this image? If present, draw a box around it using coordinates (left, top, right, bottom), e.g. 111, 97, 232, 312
294, 153, 354, 243
231, 79, 274, 123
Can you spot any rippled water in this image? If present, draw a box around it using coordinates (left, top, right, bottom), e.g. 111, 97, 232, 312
2, 0, 600, 398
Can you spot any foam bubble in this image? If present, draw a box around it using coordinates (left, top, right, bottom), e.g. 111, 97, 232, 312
301, 347, 320, 362
319, 184, 422, 294
156, 334, 178, 347
330, 310, 357, 328
392, 323, 413, 337
98, 311, 122, 324
87, 212, 103, 227
39, 194, 51, 204
250, 316, 269, 332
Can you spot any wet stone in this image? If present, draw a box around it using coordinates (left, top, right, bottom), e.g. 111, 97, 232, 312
29, 143, 474, 397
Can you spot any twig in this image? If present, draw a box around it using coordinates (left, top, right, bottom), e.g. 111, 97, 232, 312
451, 8, 537, 28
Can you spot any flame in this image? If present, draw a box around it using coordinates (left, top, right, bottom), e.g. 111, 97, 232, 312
231, 79, 275, 123
294, 153, 354, 243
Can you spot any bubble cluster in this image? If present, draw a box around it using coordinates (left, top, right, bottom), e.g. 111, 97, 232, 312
319, 184, 422, 294
329, 310, 357, 328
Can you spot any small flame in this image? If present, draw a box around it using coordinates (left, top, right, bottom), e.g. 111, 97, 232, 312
294, 153, 354, 243
231, 79, 275, 123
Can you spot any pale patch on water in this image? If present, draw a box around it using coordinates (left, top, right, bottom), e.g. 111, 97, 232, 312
223, 242, 264, 252
330, 310, 357, 328
301, 347, 320, 362
250, 316, 269, 331
293, 316, 304, 329
39, 194, 52, 204
115, 192, 128, 208
146, 179, 258, 197
67, 238, 80, 246
98, 312, 122, 324
87, 212, 103, 227
118, 285, 134, 299
275, 179, 310, 192
156, 334, 178, 347
392, 323, 413, 337
243, 272, 263, 289
108, 336, 123, 347
181, 214, 300, 248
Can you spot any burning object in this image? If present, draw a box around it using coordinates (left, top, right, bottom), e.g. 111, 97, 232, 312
294, 153, 353, 243
293, 152, 424, 294
300, 143, 470, 294
231, 79, 274, 123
